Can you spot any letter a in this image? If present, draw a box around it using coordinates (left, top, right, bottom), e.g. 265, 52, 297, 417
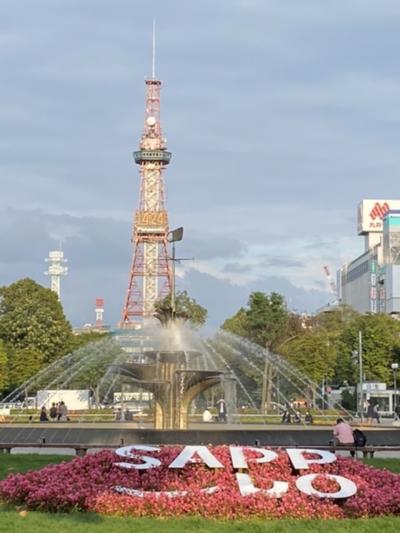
169, 446, 224, 469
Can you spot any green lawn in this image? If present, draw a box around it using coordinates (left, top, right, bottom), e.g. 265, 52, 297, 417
0, 453, 72, 480
1, 454, 400, 532
363, 458, 400, 473
0, 513, 399, 533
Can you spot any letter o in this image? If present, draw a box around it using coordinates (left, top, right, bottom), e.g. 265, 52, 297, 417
296, 473, 357, 499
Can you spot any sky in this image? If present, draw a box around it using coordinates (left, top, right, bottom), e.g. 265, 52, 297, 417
1, 0, 400, 329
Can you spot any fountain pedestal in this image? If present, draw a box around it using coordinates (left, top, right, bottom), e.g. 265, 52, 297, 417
112, 350, 226, 429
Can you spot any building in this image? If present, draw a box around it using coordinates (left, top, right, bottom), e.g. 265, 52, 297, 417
339, 200, 400, 316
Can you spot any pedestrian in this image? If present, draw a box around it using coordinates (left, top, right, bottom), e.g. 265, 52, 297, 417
305, 410, 314, 425
395, 403, 400, 421
294, 411, 302, 424
281, 408, 291, 424
216, 398, 227, 423
59, 401, 68, 422
373, 403, 380, 424
56, 402, 62, 421
39, 406, 48, 422
49, 402, 57, 421
332, 418, 355, 457
366, 400, 374, 424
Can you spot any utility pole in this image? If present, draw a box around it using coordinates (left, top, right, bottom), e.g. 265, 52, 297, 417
358, 330, 364, 423
167, 226, 187, 318
352, 330, 364, 422
261, 351, 267, 416
359, 330, 364, 423
392, 362, 399, 413
171, 240, 176, 316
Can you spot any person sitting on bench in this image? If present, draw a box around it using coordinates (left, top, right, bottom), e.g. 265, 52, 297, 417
332, 418, 355, 457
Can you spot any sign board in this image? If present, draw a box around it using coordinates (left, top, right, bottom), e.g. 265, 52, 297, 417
357, 199, 400, 234
113, 445, 358, 500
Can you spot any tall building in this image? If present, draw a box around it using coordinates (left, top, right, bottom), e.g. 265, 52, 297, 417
339, 200, 400, 316
120, 72, 172, 326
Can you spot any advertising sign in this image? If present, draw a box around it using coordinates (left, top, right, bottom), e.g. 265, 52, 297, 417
357, 199, 400, 234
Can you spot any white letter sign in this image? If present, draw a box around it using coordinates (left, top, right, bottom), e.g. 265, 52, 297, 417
236, 473, 288, 498
115, 445, 161, 470
296, 474, 357, 499
286, 448, 337, 470
229, 446, 278, 469
168, 446, 224, 469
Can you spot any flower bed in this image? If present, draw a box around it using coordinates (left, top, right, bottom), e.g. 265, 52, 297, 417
1, 446, 400, 519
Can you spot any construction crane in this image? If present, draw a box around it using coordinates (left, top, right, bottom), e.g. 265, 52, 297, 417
323, 265, 338, 303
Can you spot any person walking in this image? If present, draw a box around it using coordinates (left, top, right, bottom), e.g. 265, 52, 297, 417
332, 418, 355, 457
372, 403, 380, 424
394, 403, 400, 421
216, 399, 227, 423
366, 400, 374, 425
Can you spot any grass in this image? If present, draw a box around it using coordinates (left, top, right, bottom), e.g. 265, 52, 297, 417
0, 454, 400, 532
0, 453, 72, 480
0, 512, 399, 533
364, 458, 400, 473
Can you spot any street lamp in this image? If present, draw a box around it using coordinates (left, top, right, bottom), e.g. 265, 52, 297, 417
392, 362, 399, 414
167, 227, 184, 317
351, 330, 364, 423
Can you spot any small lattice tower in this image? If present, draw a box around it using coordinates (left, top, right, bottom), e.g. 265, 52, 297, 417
44, 249, 68, 300
121, 74, 172, 325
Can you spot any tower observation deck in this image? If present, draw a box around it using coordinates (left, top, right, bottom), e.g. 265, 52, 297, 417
121, 77, 172, 325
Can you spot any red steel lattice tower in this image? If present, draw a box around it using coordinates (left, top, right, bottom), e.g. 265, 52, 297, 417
121, 74, 172, 325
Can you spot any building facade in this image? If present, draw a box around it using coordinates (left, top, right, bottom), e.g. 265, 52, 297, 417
339, 200, 400, 317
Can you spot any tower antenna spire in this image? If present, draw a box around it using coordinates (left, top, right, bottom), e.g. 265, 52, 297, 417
152, 16, 156, 80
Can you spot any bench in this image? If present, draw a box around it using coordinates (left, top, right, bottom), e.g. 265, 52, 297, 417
276, 444, 400, 458
0, 442, 126, 457
1, 443, 400, 458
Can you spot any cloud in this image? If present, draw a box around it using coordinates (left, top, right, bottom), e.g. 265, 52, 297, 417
1, 1, 399, 328
223, 262, 254, 273
259, 256, 305, 269
179, 236, 247, 261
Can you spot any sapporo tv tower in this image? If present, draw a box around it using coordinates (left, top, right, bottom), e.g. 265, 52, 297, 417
121, 28, 172, 326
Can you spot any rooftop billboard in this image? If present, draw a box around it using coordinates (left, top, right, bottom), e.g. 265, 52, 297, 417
357, 199, 400, 234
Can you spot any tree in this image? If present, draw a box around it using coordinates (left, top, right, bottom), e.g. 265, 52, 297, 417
281, 331, 337, 385
0, 278, 73, 365
8, 347, 44, 388
223, 292, 290, 345
154, 290, 207, 327
244, 292, 289, 350
0, 340, 8, 393
69, 330, 109, 352
222, 308, 248, 338
222, 292, 291, 412
338, 314, 400, 384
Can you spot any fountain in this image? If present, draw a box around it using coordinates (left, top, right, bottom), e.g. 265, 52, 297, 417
111, 349, 226, 429
2, 320, 399, 449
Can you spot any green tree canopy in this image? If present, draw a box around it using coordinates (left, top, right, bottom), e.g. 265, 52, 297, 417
8, 347, 44, 388
222, 292, 290, 350
0, 340, 8, 392
154, 290, 207, 327
280, 330, 337, 384
338, 313, 400, 384
0, 278, 73, 364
